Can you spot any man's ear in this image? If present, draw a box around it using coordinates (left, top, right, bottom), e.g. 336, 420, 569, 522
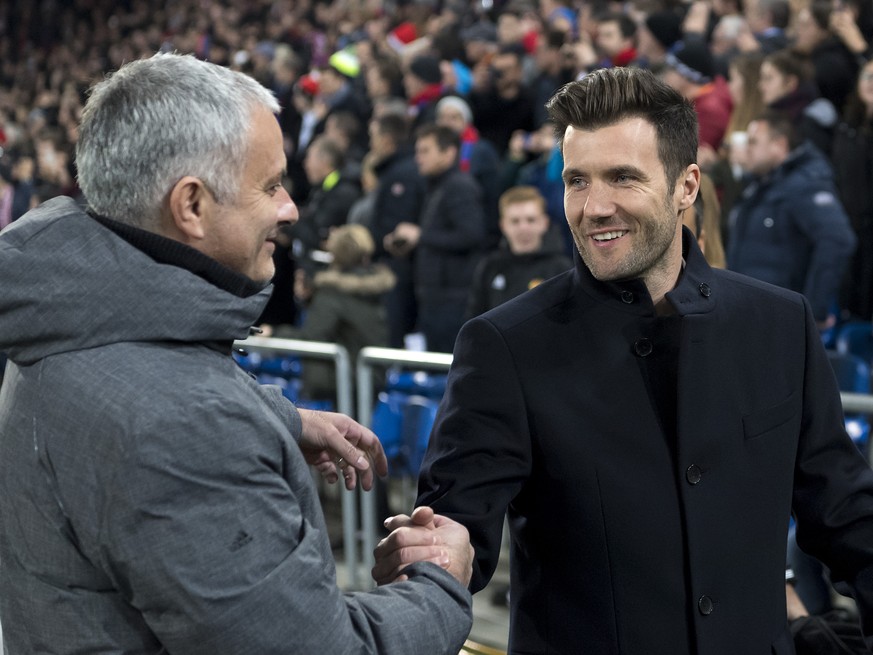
677, 164, 701, 211
167, 176, 214, 241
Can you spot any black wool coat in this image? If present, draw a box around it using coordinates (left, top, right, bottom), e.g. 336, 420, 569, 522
418, 228, 873, 654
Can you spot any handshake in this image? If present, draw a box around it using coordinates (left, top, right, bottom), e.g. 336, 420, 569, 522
372, 506, 474, 588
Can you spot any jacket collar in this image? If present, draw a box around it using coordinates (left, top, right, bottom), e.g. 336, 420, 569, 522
573, 226, 716, 317
89, 211, 267, 298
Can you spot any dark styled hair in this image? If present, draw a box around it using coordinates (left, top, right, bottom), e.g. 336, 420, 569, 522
415, 123, 461, 152
545, 67, 698, 184
752, 110, 802, 150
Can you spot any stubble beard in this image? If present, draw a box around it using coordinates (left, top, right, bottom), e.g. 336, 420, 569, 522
575, 193, 679, 284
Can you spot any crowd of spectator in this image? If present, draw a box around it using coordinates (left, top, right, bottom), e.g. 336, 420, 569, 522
3, 0, 873, 357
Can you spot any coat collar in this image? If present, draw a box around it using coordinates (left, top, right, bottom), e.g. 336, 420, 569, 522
572, 226, 716, 317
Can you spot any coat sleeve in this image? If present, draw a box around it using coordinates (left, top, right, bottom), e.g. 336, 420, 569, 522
792, 185, 856, 320
94, 385, 472, 655
791, 296, 873, 647
417, 316, 531, 591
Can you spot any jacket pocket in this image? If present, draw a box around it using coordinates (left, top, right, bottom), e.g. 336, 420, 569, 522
743, 392, 798, 441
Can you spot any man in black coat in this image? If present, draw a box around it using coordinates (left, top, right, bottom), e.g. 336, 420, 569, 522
368, 113, 426, 348
384, 124, 486, 353
374, 67, 873, 654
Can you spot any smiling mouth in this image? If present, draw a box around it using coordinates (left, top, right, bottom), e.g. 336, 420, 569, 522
591, 230, 628, 242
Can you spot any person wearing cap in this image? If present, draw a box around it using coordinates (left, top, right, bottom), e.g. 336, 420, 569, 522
661, 38, 734, 159
635, 9, 684, 69
404, 54, 445, 130
316, 51, 370, 130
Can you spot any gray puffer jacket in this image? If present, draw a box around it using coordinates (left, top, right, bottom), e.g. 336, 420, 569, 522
0, 196, 472, 654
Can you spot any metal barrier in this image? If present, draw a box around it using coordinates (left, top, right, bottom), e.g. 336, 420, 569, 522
235, 337, 873, 587
840, 392, 873, 415
355, 346, 454, 587
232, 336, 364, 586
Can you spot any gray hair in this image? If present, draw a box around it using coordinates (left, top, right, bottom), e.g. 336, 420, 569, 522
76, 52, 280, 229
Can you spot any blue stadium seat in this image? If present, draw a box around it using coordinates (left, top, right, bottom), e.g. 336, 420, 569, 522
234, 351, 334, 409
370, 371, 447, 478
826, 350, 871, 394
835, 321, 873, 365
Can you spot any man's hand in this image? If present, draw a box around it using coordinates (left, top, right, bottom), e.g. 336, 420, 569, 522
383, 222, 421, 257
372, 506, 474, 588
297, 409, 388, 491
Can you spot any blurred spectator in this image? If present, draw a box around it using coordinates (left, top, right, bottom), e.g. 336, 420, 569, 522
404, 54, 445, 130
469, 43, 537, 153
635, 9, 685, 70
531, 28, 576, 127
384, 124, 485, 353
500, 121, 571, 255
364, 58, 405, 107
833, 60, 873, 320
594, 12, 638, 69
709, 52, 766, 228
347, 152, 380, 232
368, 113, 426, 348
744, 0, 792, 52
466, 186, 571, 319
539, 0, 578, 38
682, 173, 727, 268
794, 0, 861, 111
759, 49, 838, 155
291, 135, 361, 273
661, 39, 733, 161
435, 95, 502, 247
727, 112, 856, 328
317, 51, 370, 128
323, 110, 366, 180
263, 225, 395, 401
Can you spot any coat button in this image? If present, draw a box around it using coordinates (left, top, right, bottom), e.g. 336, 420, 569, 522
634, 338, 653, 357
620, 290, 635, 304
698, 595, 714, 615
763, 217, 774, 228
686, 464, 702, 485
698, 283, 711, 297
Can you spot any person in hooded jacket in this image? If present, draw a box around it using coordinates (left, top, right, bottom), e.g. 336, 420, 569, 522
263, 224, 395, 400
0, 52, 474, 655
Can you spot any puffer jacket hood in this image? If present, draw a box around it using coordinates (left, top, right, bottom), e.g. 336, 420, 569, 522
0, 196, 270, 365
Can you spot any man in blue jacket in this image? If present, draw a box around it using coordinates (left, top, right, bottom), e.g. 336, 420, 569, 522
727, 111, 856, 329
375, 67, 873, 654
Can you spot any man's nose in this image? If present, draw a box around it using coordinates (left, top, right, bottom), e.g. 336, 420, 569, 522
582, 181, 615, 220
277, 190, 298, 224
